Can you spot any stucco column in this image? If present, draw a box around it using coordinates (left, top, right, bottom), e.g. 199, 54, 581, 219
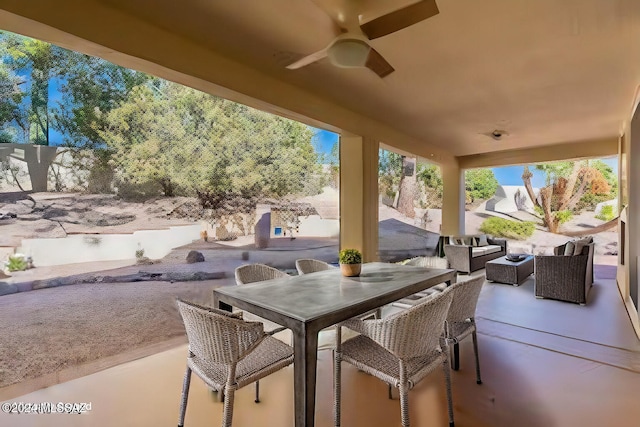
441, 161, 464, 236
339, 135, 379, 262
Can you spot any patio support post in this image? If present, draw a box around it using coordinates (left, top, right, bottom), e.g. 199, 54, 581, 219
441, 161, 464, 236
340, 135, 379, 262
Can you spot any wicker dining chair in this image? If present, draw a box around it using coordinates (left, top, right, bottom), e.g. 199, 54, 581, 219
235, 263, 289, 285
334, 290, 455, 427
176, 299, 294, 427
444, 275, 485, 385
234, 264, 290, 333
295, 258, 334, 275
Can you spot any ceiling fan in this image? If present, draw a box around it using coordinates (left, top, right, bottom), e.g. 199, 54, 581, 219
286, 0, 440, 78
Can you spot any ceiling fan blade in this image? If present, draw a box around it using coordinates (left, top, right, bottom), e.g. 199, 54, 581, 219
365, 47, 394, 78
360, 0, 439, 40
286, 48, 330, 70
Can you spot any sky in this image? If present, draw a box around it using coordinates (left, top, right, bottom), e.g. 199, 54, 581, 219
313, 128, 619, 188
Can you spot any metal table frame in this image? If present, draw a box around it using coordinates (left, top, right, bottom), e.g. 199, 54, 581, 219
213, 262, 456, 427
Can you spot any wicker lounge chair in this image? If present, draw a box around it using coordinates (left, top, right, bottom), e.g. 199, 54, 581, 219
334, 290, 455, 427
534, 241, 594, 305
444, 275, 485, 384
295, 258, 334, 275
176, 299, 294, 427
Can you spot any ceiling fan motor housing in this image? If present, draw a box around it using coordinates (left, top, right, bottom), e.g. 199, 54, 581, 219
328, 39, 371, 68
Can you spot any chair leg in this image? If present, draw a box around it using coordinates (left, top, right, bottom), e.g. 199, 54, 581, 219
472, 330, 482, 385
177, 367, 192, 427
334, 327, 343, 427
452, 342, 460, 371
443, 356, 455, 427
255, 380, 260, 403
221, 386, 235, 427
399, 382, 410, 427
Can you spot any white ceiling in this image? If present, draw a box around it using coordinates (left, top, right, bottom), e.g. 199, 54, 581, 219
6, 0, 640, 157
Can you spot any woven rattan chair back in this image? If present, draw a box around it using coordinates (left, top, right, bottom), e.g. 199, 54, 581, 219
443, 275, 485, 384
176, 299, 263, 364
176, 299, 294, 427
446, 275, 485, 326
235, 264, 289, 285
295, 258, 334, 275
379, 290, 453, 359
334, 290, 455, 427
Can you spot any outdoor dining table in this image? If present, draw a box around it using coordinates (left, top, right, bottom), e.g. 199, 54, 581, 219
213, 261, 457, 427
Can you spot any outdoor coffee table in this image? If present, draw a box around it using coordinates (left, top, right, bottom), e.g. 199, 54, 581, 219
213, 262, 456, 427
485, 255, 534, 286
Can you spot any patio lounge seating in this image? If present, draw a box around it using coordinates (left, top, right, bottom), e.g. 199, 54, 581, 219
176, 299, 294, 427
444, 234, 507, 274
334, 290, 455, 427
534, 239, 594, 305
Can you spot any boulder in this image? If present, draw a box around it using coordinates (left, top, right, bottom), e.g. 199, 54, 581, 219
186, 250, 205, 264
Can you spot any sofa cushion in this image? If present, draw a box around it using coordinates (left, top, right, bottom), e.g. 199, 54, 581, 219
448, 236, 462, 245
563, 241, 575, 256
573, 239, 590, 255
471, 245, 502, 257
477, 234, 489, 246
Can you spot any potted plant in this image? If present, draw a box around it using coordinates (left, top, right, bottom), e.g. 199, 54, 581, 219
339, 248, 362, 277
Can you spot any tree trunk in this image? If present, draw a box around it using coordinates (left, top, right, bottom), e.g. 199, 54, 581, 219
539, 186, 559, 233
558, 162, 582, 211
521, 166, 541, 209
396, 157, 417, 218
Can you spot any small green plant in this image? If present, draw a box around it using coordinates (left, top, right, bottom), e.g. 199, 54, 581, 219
135, 248, 145, 259
339, 248, 362, 264
554, 209, 573, 225
6, 255, 28, 272
595, 205, 616, 222
479, 217, 535, 240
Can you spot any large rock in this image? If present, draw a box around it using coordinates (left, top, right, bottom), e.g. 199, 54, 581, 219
0, 282, 18, 296
186, 250, 205, 264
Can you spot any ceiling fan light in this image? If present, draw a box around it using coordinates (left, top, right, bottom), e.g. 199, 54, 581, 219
328, 39, 370, 68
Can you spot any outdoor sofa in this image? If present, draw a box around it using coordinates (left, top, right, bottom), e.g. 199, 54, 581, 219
443, 234, 507, 274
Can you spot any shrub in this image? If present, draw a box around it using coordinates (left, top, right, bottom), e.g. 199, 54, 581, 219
596, 205, 616, 222
339, 249, 362, 264
554, 210, 573, 224
6, 255, 28, 272
479, 217, 535, 240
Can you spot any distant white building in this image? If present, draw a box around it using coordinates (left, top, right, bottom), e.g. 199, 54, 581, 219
485, 185, 540, 213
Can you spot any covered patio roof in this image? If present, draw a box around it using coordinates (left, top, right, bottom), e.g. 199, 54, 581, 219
0, 0, 637, 162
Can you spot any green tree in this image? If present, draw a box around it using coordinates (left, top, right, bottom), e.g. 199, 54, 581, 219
99, 82, 319, 203
465, 168, 498, 202
0, 62, 24, 141
2, 32, 66, 145
416, 163, 443, 208
53, 54, 152, 148
522, 160, 616, 234
378, 149, 403, 200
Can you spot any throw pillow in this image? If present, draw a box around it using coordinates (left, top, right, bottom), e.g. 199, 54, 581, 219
477, 234, 489, 247
573, 240, 589, 256
563, 241, 575, 256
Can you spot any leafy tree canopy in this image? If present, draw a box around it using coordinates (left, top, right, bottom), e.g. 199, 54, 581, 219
465, 168, 498, 202
99, 82, 320, 202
